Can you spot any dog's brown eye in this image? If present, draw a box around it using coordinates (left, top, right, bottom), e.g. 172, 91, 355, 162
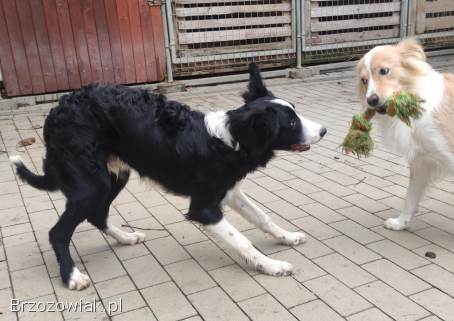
361, 78, 368, 85
380, 68, 389, 75
289, 119, 297, 127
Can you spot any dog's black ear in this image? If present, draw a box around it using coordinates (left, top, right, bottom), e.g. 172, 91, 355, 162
229, 107, 278, 154
242, 63, 270, 103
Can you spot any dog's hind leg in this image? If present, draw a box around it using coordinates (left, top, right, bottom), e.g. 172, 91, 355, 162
223, 185, 305, 245
90, 170, 146, 245
385, 159, 436, 230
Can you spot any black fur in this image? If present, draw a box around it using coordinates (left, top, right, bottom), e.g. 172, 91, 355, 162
12, 63, 309, 286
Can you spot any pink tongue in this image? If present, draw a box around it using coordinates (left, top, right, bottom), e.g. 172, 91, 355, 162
291, 144, 310, 152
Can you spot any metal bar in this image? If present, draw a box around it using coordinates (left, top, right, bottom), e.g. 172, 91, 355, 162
303, 38, 402, 52
165, 0, 177, 60
171, 49, 295, 63
296, 0, 302, 68
291, 0, 296, 51
400, 0, 409, 38
161, 1, 173, 82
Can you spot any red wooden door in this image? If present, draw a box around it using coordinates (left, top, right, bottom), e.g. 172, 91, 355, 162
0, 0, 165, 97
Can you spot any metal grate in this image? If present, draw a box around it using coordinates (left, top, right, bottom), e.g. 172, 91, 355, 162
167, 0, 296, 76
409, 0, 454, 50
299, 0, 406, 64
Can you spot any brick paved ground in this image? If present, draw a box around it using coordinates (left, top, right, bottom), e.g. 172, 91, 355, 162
1, 65, 454, 321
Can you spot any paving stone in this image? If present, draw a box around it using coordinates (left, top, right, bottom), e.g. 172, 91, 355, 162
148, 203, 184, 225
114, 202, 152, 221
5, 242, 43, 271
347, 308, 393, 321
264, 199, 308, 220
324, 235, 381, 264
299, 203, 344, 223
304, 275, 372, 316
356, 281, 429, 321
367, 239, 429, 270
273, 188, 314, 206
314, 253, 375, 287
307, 191, 350, 210
82, 250, 126, 283
411, 289, 454, 321
166, 221, 207, 245
371, 226, 431, 249
188, 287, 249, 321
314, 179, 355, 197
292, 216, 340, 240
103, 290, 146, 316
165, 259, 215, 295
239, 293, 298, 321
11, 265, 53, 299
111, 307, 157, 321
290, 299, 345, 321
185, 240, 233, 270
95, 275, 136, 299
412, 264, 454, 296
123, 254, 170, 289
343, 193, 389, 213
413, 244, 454, 273
330, 219, 383, 244
145, 236, 190, 266
270, 248, 326, 282
284, 178, 322, 194
141, 281, 196, 321
294, 234, 334, 259
362, 259, 431, 295
254, 273, 315, 308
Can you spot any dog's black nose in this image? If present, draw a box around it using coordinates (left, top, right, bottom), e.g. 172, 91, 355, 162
319, 127, 327, 138
367, 94, 380, 107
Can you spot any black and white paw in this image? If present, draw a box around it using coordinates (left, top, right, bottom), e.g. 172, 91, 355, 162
125, 231, 146, 245
68, 267, 91, 291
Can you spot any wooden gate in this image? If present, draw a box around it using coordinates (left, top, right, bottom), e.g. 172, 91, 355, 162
0, 0, 166, 97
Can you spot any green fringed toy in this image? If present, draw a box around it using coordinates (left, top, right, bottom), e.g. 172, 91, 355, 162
341, 91, 424, 158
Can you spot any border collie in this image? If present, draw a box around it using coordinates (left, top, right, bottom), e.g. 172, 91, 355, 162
10, 63, 326, 290
357, 39, 454, 230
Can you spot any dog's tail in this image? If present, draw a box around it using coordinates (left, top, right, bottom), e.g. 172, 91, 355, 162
9, 155, 58, 191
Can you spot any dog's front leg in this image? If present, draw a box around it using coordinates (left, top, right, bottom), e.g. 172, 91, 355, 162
385, 158, 434, 230
223, 185, 306, 245
205, 217, 293, 276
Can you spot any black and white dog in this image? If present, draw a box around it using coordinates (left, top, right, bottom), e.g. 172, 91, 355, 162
10, 64, 326, 290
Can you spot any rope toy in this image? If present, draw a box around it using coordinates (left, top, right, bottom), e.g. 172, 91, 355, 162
341, 91, 424, 158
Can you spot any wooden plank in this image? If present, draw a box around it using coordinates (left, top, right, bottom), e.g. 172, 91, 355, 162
92, 0, 115, 84
178, 26, 291, 44
68, 0, 92, 85
312, 28, 399, 45
43, 0, 70, 90
416, 0, 427, 34
311, 3, 401, 17
426, 0, 454, 13
30, 0, 58, 92
175, 3, 291, 17
16, 0, 45, 93
178, 15, 291, 30
128, 0, 147, 83
81, 0, 103, 84
0, 1, 20, 96
104, 0, 125, 83
115, 0, 135, 83
42, 1, 69, 90
426, 16, 454, 31
178, 39, 291, 57
55, 0, 81, 89
311, 15, 400, 32
2, 0, 33, 94
139, 0, 158, 82
149, 5, 166, 81
176, 0, 257, 3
